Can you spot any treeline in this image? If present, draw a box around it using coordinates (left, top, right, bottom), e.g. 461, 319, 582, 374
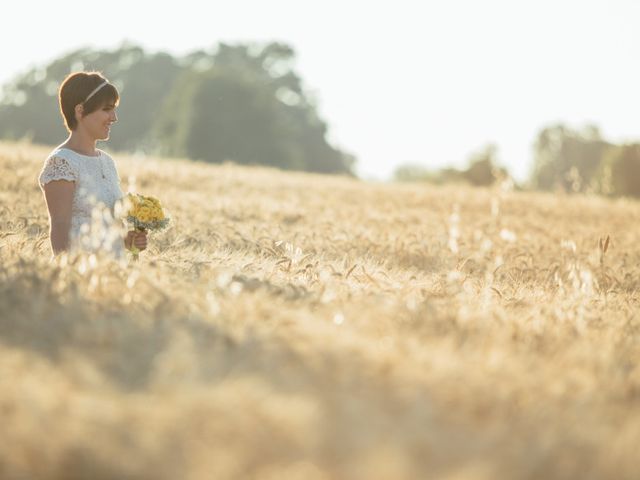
394, 144, 509, 188
395, 124, 640, 198
531, 124, 640, 197
0, 43, 354, 175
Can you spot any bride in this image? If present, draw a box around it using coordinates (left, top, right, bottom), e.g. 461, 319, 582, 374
38, 72, 147, 259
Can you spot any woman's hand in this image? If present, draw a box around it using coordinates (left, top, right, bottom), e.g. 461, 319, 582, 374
124, 230, 148, 251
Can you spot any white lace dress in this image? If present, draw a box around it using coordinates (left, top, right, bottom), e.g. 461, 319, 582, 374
38, 147, 126, 257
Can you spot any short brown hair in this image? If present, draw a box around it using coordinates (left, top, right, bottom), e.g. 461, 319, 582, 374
58, 72, 119, 131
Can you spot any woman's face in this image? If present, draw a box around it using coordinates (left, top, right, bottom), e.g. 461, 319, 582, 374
79, 101, 118, 140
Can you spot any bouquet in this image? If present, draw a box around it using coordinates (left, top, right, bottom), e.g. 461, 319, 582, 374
125, 193, 170, 260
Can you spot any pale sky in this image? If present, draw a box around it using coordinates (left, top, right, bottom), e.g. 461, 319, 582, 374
2, 0, 639, 182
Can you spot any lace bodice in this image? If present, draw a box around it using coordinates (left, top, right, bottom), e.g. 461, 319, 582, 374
39, 147, 125, 256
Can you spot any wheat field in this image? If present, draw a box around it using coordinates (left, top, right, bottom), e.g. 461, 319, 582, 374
1, 140, 639, 480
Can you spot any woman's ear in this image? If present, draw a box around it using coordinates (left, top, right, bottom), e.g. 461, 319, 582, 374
74, 104, 84, 122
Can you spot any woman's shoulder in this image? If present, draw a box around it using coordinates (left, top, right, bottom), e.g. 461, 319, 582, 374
39, 147, 81, 187
45, 147, 82, 166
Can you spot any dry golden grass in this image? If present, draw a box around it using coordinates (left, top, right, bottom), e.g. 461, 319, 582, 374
1, 140, 640, 480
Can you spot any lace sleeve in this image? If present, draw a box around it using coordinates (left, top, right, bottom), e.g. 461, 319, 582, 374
39, 156, 78, 187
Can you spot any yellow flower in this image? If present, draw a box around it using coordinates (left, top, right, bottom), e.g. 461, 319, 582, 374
125, 192, 168, 231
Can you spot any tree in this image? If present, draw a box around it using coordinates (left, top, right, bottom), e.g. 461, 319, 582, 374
531, 124, 612, 192
595, 144, 640, 197
153, 43, 354, 174
157, 68, 301, 168
463, 144, 506, 186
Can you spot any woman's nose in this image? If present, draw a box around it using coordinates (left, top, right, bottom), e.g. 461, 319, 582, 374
111, 111, 118, 123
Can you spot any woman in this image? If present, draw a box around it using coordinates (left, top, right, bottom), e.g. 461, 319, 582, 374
38, 71, 147, 258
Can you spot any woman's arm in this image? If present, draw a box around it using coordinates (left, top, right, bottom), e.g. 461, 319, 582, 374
42, 180, 75, 256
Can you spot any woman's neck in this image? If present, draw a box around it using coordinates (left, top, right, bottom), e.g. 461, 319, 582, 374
62, 131, 98, 156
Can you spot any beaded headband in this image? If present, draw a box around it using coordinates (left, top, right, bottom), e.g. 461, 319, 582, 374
82, 80, 109, 104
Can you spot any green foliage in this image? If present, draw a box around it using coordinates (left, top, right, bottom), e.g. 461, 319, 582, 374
463, 144, 507, 186
154, 43, 352, 173
595, 144, 640, 197
0, 42, 353, 174
531, 124, 611, 192
162, 68, 300, 168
